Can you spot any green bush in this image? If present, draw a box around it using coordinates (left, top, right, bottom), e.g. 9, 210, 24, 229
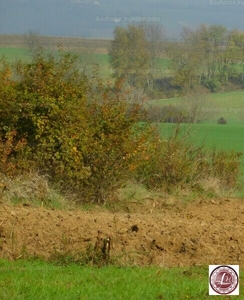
217, 117, 227, 124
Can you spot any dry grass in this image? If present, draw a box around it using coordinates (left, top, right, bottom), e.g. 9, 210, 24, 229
0, 172, 66, 207
196, 176, 235, 198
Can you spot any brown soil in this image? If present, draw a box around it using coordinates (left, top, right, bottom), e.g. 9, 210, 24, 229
0, 198, 244, 267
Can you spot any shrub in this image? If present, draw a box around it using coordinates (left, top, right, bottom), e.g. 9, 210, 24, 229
146, 105, 185, 123
204, 79, 222, 93
0, 50, 154, 203
217, 117, 227, 124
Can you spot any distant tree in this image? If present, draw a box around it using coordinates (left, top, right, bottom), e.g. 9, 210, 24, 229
167, 27, 203, 93
109, 25, 150, 88
73, 43, 98, 77
196, 25, 229, 84
139, 22, 165, 89
167, 24, 241, 93
24, 30, 42, 58
228, 29, 244, 83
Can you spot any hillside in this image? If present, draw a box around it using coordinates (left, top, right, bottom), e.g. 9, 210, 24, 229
0, 34, 111, 53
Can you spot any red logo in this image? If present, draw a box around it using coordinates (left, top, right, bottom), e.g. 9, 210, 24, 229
209, 265, 239, 295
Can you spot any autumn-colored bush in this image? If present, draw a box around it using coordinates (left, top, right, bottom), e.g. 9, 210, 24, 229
78, 77, 155, 203
0, 50, 154, 203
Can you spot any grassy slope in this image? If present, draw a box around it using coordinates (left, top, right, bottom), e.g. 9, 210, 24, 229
1, 259, 241, 300
150, 91, 244, 124
159, 123, 244, 152
92, 53, 111, 79
151, 90, 244, 173
0, 47, 30, 62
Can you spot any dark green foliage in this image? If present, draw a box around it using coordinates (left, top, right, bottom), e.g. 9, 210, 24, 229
217, 117, 227, 124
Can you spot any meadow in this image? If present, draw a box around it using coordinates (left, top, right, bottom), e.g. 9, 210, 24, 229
1, 259, 242, 300
150, 91, 244, 124
0, 47, 30, 62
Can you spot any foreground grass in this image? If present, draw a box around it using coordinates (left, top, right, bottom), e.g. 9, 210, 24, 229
0, 259, 243, 299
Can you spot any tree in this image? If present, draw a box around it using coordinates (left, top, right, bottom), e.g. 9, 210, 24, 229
24, 30, 42, 58
228, 30, 244, 83
167, 28, 203, 93
180, 94, 212, 124
109, 25, 150, 88
73, 42, 98, 77
139, 22, 165, 89
196, 25, 228, 83
167, 24, 242, 93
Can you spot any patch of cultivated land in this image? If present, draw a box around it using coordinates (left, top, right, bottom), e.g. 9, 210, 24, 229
0, 198, 244, 267
0, 34, 111, 53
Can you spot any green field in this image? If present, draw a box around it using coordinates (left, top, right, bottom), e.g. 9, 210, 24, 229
91, 53, 111, 79
159, 123, 244, 152
1, 259, 242, 299
149, 90, 244, 125
0, 47, 30, 62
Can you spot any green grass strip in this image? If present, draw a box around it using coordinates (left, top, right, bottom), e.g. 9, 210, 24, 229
0, 259, 243, 299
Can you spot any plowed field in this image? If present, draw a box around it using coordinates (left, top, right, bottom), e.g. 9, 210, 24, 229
0, 198, 243, 267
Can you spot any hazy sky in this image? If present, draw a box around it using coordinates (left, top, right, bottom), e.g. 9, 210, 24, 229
1, 0, 244, 39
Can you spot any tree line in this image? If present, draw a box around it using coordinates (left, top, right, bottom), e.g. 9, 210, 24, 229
109, 23, 244, 97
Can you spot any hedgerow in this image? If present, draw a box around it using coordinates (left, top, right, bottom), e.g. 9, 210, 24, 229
0, 49, 242, 203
